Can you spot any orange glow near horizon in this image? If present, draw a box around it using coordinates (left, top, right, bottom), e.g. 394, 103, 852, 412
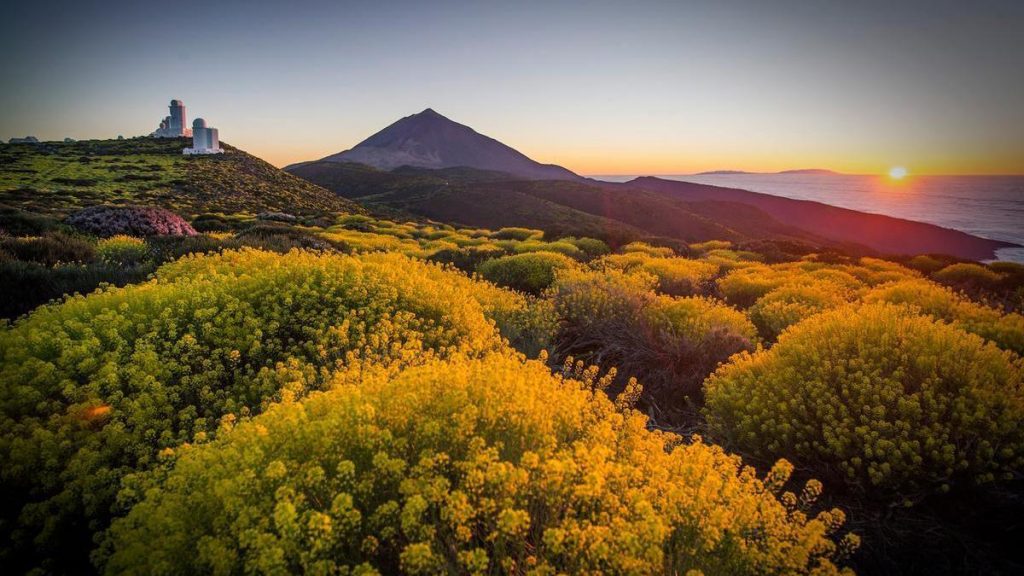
251, 141, 1022, 177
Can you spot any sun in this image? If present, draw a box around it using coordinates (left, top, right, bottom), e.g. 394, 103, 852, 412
888, 166, 908, 180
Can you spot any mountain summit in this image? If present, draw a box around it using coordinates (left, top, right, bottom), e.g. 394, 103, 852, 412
310, 108, 580, 180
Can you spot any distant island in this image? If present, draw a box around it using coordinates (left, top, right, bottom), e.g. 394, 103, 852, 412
695, 168, 841, 176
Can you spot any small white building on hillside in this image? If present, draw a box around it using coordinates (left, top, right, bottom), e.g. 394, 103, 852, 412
183, 118, 223, 155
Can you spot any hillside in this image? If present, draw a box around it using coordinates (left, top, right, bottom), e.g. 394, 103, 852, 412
289, 160, 876, 253
296, 108, 580, 180
288, 110, 1015, 260
628, 177, 1013, 260
0, 138, 361, 218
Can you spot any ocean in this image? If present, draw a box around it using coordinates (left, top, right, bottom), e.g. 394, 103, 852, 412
591, 174, 1024, 263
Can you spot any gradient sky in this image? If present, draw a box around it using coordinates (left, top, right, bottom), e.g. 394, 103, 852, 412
1, 0, 1022, 174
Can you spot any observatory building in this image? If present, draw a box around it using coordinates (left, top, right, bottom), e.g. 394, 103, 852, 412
150, 99, 192, 138
183, 118, 223, 155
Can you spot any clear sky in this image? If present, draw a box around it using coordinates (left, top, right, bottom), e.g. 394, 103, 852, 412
1, 0, 1022, 174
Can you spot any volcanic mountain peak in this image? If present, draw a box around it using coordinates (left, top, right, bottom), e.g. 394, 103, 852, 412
313, 108, 581, 181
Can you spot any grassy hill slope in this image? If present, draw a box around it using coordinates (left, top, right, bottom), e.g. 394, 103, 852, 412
0, 138, 361, 218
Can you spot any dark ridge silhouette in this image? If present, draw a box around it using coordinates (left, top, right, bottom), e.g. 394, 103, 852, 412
296, 108, 580, 181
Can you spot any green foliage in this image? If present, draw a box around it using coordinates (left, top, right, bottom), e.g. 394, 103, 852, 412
0, 206, 63, 236
0, 249, 515, 572
96, 235, 148, 266
103, 354, 852, 576
477, 251, 578, 294
510, 239, 583, 258
560, 235, 610, 259
933, 262, 1004, 288
0, 232, 96, 266
0, 259, 153, 320
0, 138, 359, 218
905, 254, 947, 274
490, 226, 543, 241
705, 303, 1024, 502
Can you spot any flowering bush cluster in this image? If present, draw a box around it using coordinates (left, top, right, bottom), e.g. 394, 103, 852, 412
95, 235, 148, 266
102, 354, 854, 576
704, 303, 1024, 501
933, 262, 1004, 287
864, 278, 1024, 354
477, 251, 578, 294
0, 249, 525, 572
596, 252, 720, 296
748, 281, 855, 341
66, 205, 197, 237
550, 268, 756, 414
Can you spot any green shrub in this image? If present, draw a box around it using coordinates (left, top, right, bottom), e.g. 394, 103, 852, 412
511, 239, 583, 258
235, 224, 336, 252
490, 226, 543, 241
705, 303, 1024, 502
0, 206, 63, 236
426, 245, 506, 274
560, 236, 610, 259
0, 249, 513, 573
933, 262, 1004, 288
905, 254, 947, 274
102, 354, 853, 576
96, 235, 148, 266
0, 232, 96, 266
0, 260, 153, 320
477, 251, 578, 294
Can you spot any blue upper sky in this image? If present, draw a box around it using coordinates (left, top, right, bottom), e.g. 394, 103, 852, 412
1, 0, 1022, 174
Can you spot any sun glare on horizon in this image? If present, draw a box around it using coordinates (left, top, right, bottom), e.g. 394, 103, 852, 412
889, 166, 908, 180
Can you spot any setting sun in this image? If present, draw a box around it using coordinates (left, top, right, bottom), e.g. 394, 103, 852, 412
889, 166, 908, 180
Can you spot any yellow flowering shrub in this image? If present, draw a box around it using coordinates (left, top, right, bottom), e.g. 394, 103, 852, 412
933, 262, 1004, 287
748, 281, 854, 341
596, 253, 719, 296
0, 249, 520, 572
477, 251, 579, 294
95, 234, 148, 265
842, 258, 920, 287
490, 226, 544, 241
551, 268, 756, 412
621, 241, 675, 257
689, 240, 733, 253
640, 257, 720, 296
864, 279, 1024, 354
103, 354, 853, 576
510, 239, 584, 258
718, 263, 867, 308
705, 303, 1024, 501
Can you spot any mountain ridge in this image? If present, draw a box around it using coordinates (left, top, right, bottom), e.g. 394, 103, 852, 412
301, 108, 581, 181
